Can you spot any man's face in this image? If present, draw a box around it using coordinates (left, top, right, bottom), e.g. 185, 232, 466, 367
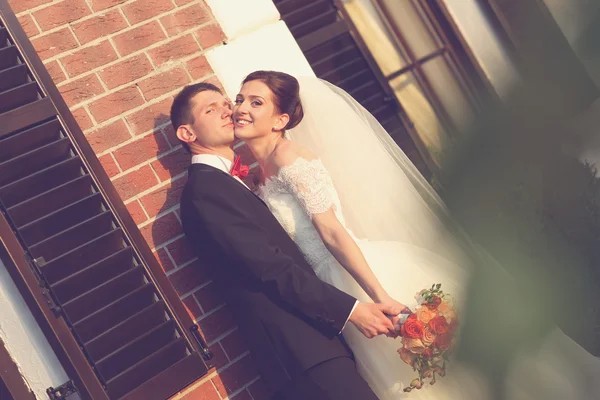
187, 90, 234, 149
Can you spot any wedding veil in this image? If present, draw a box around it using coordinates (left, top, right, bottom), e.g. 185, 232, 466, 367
287, 77, 463, 260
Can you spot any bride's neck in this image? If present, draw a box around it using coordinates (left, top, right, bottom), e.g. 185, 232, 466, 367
245, 133, 284, 170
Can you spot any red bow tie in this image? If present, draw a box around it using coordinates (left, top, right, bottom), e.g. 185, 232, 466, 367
230, 155, 249, 179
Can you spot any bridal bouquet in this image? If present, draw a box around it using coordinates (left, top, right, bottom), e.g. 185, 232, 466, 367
396, 284, 458, 393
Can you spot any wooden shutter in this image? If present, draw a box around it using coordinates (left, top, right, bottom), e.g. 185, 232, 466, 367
0, 3, 211, 399
274, 0, 433, 178
484, 0, 598, 116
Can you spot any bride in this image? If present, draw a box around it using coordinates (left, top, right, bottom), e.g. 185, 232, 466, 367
232, 70, 600, 399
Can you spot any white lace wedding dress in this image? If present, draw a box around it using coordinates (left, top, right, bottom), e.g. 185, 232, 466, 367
259, 157, 484, 399
259, 156, 600, 400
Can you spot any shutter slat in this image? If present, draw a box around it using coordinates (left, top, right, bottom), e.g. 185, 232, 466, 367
290, 9, 338, 39
105, 338, 187, 400
0, 119, 61, 163
0, 27, 7, 47
97, 320, 175, 382
85, 300, 165, 362
304, 31, 354, 64
7, 174, 91, 227
0, 136, 71, 187
0, 45, 17, 70
0, 81, 38, 113
42, 229, 125, 283
0, 156, 81, 207
73, 283, 155, 343
52, 247, 134, 304
297, 19, 348, 52
20, 193, 104, 246
321, 59, 369, 84
276, 0, 320, 16
312, 48, 363, 76
63, 267, 144, 324
284, 0, 331, 27
29, 211, 114, 261
0, 64, 27, 92
0, 98, 57, 139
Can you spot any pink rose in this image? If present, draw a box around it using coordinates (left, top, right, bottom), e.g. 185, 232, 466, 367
398, 347, 416, 365
421, 326, 436, 346
416, 306, 436, 324
403, 338, 426, 354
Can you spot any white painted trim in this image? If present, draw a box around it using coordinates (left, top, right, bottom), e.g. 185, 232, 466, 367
204, 0, 281, 41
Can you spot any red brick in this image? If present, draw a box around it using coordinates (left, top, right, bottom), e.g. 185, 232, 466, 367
180, 381, 220, 400
89, 0, 127, 12
18, 14, 40, 37
88, 85, 145, 123
194, 282, 225, 315
71, 9, 128, 45
8, 0, 51, 14
122, 0, 174, 25
138, 67, 190, 101
126, 199, 147, 225
163, 124, 178, 147
44, 60, 66, 84
61, 41, 118, 78
139, 176, 185, 218
212, 355, 259, 398
72, 107, 93, 131
98, 153, 120, 178
198, 306, 236, 343
151, 147, 190, 181
113, 164, 159, 201
168, 259, 211, 295
147, 34, 199, 67
113, 21, 166, 57
33, 0, 91, 31
113, 131, 170, 171
220, 329, 249, 362
248, 379, 269, 400
98, 54, 153, 90
32, 27, 78, 60
85, 119, 131, 154
125, 97, 172, 135
232, 390, 253, 400
160, 3, 210, 37
165, 234, 195, 266
58, 74, 104, 106
181, 295, 202, 320
195, 22, 225, 50
153, 247, 174, 273
173, 0, 193, 5
140, 212, 182, 249
186, 55, 212, 81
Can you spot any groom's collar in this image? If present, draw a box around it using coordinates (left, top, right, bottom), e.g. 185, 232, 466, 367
191, 154, 233, 174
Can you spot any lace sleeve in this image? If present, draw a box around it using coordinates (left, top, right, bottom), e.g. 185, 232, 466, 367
279, 159, 335, 217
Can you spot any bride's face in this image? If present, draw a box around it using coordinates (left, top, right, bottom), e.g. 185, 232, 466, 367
233, 80, 283, 140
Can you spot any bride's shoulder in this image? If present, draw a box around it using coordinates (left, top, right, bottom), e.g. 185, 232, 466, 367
272, 140, 319, 170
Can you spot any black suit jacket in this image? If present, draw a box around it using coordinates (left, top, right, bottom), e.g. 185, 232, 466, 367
180, 163, 356, 395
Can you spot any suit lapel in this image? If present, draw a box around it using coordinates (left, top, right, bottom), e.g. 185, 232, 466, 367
190, 163, 268, 208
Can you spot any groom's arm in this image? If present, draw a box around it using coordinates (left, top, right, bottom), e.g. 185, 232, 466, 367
192, 188, 356, 337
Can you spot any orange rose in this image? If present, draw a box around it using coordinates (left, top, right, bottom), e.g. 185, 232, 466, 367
438, 301, 457, 323
434, 332, 453, 350
421, 326, 436, 346
428, 316, 449, 335
416, 306, 436, 324
398, 347, 416, 365
401, 314, 424, 339
403, 337, 427, 354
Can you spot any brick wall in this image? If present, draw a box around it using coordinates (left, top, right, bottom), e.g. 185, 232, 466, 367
9, 0, 263, 398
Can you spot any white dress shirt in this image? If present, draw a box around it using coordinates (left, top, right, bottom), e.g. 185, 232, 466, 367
190, 153, 356, 333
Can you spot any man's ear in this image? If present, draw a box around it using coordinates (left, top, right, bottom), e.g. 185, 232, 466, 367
176, 125, 197, 144
273, 113, 290, 132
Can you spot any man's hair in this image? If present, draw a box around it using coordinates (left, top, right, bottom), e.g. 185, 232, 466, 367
170, 82, 222, 152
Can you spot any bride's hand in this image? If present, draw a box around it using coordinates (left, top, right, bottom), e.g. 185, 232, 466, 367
378, 296, 411, 337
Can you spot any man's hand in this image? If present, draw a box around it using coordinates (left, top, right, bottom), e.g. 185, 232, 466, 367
348, 302, 399, 339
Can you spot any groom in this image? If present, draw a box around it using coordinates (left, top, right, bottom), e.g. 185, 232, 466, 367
174, 82, 397, 399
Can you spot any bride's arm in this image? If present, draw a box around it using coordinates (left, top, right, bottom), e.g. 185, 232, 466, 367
312, 210, 394, 304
